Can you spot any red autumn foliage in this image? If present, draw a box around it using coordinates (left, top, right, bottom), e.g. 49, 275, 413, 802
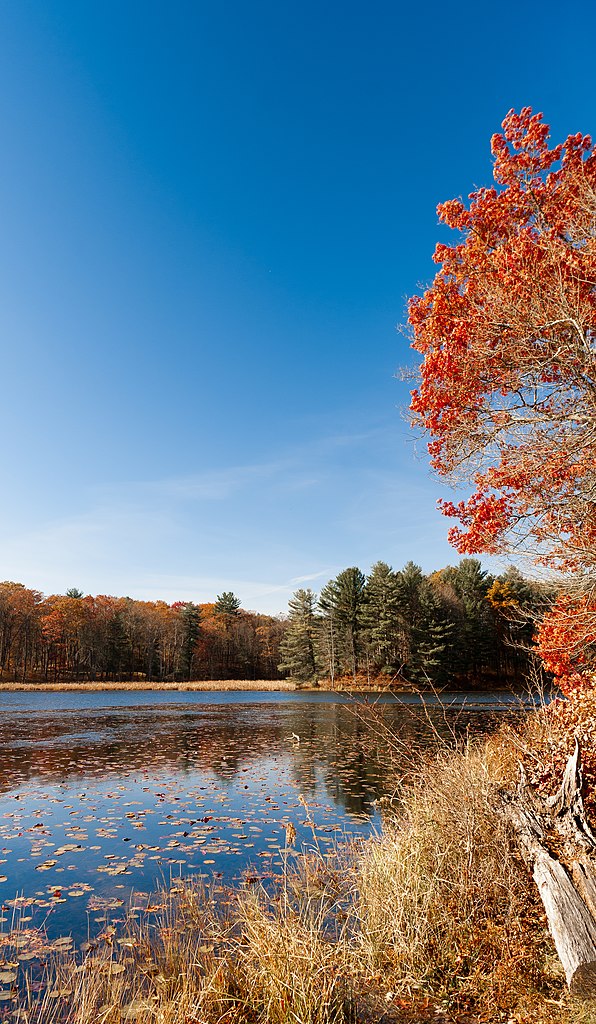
523, 683, 596, 814
409, 108, 596, 691
534, 594, 596, 693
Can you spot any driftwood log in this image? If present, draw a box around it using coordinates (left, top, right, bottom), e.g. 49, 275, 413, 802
504, 740, 596, 996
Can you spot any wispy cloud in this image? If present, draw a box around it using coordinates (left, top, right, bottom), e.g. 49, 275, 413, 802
91, 427, 391, 507
81, 461, 284, 508
289, 571, 329, 584
0, 424, 466, 613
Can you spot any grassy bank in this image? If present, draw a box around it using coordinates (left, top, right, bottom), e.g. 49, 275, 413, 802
5, 698, 593, 1024
0, 679, 299, 692
0, 679, 413, 693
0, 676, 509, 693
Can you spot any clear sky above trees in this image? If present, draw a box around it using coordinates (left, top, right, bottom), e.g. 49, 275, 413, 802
0, 0, 594, 612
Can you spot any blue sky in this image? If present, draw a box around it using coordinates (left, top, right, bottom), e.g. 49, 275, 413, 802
0, 1, 594, 613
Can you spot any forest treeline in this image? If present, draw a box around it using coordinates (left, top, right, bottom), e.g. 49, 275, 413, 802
279, 559, 550, 688
0, 587, 284, 683
0, 558, 551, 687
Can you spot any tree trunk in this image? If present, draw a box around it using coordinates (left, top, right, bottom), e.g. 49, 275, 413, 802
504, 742, 596, 996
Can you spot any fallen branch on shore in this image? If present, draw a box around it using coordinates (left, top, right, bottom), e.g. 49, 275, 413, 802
504, 739, 596, 996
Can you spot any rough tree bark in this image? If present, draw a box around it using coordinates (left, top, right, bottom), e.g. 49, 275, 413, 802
503, 741, 596, 996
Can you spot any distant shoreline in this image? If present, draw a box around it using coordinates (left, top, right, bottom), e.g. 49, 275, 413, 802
0, 679, 431, 694
0, 679, 394, 693
0, 679, 520, 695
0, 679, 302, 692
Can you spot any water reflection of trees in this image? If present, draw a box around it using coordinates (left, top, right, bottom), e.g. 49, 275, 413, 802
0, 701, 508, 817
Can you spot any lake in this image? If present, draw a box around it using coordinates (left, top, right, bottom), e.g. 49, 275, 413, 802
0, 689, 530, 946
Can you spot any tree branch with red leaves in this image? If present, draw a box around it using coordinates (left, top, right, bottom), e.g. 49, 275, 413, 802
409, 108, 596, 692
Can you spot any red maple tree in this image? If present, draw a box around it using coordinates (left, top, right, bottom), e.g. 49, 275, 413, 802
408, 108, 596, 691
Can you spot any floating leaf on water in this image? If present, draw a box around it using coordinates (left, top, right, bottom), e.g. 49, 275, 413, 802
0, 972, 16, 984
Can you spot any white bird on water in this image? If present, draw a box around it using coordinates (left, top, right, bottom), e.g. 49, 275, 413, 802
284, 732, 300, 743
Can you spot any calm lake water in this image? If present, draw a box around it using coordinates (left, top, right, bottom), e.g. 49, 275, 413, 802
0, 690, 529, 945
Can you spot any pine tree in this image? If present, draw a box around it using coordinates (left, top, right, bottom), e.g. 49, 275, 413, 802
214, 592, 241, 615
214, 592, 241, 676
412, 582, 456, 687
179, 602, 201, 680
393, 561, 425, 672
362, 562, 402, 674
319, 568, 367, 682
105, 610, 131, 680
440, 558, 496, 681
391, 562, 457, 687
278, 589, 320, 682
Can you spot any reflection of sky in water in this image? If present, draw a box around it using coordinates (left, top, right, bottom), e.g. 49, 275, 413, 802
0, 691, 528, 942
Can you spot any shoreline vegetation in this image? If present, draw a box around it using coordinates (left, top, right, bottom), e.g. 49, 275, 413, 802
0, 678, 300, 692
0, 678, 521, 693
8, 691, 594, 1024
0, 559, 548, 694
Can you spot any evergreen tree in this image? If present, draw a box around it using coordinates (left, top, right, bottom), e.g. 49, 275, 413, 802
278, 589, 320, 682
105, 610, 131, 680
412, 581, 456, 687
319, 567, 367, 682
362, 562, 402, 674
214, 592, 241, 676
392, 562, 456, 687
440, 558, 496, 680
394, 561, 426, 671
179, 602, 201, 680
215, 592, 241, 615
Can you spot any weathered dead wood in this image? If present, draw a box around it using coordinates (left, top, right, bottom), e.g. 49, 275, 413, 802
546, 739, 596, 927
547, 739, 596, 851
504, 742, 596, 996
572, 859, 596, 925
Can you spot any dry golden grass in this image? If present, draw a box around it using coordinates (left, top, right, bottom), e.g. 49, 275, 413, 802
15, 875, 357, 1024
0, 679, 298, 692
0, 676, 420, 692
356, 739, 565, 1018
236, 884, 355, 1024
